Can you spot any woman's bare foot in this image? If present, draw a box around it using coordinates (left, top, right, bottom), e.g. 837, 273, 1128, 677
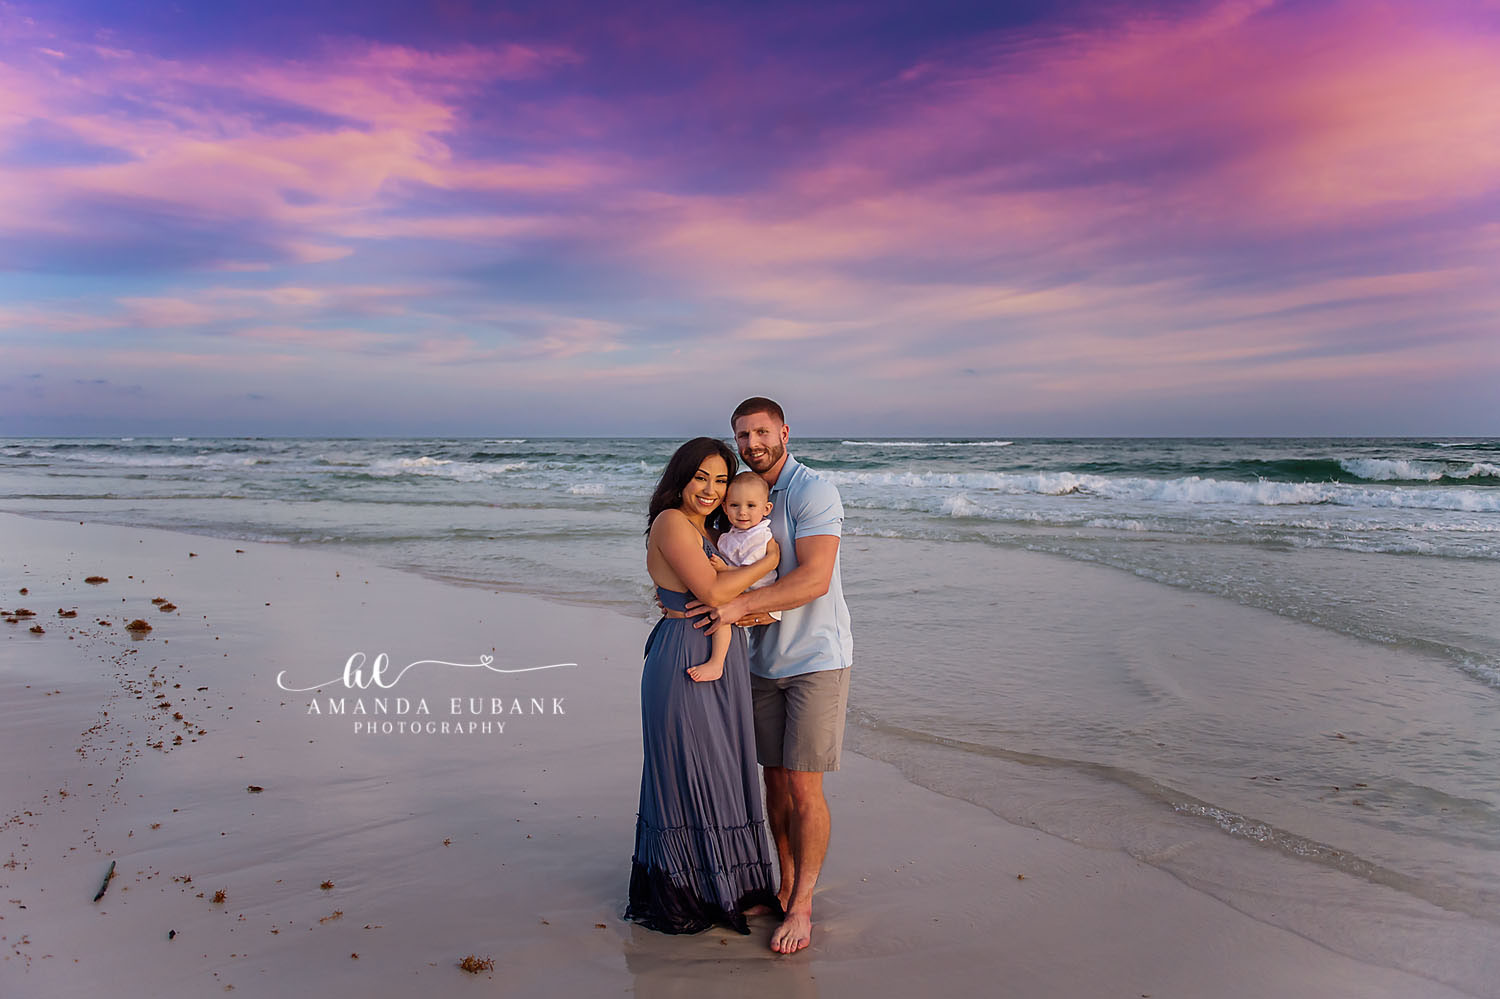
770, 910, 812, 954
686, 660, 724, 682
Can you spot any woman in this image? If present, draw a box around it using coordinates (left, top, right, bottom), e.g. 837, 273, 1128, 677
625, 437, 781, 934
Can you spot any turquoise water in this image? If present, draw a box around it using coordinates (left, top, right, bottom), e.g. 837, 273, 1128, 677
2, 435, 1498, 959
3, 435, 1496, 675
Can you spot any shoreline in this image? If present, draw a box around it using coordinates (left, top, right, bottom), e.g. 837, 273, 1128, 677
0, 512, 1488, 997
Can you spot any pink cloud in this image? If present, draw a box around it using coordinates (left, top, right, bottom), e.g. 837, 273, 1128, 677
117, 296, 254, 327
626, 0, 1500, 298
0, 62, 46, 123
347, 41, 575, 81
231, 325, 403, 353
205, 283, 439, 308
0, 33, 607, 264
0, 344, 309, 372
326, 213, 550, 241
583, 0, 1500, 409
853, 0, 1500, 227
0, 305, 119, 333
1, 0, 1495, 427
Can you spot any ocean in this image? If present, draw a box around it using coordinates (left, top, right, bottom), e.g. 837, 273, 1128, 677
2, 435, 1497, 969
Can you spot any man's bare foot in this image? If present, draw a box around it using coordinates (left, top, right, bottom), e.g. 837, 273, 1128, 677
686, 660, 724, 682
769, 911, 812, 954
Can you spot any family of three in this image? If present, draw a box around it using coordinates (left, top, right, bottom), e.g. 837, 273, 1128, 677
625, 397, 853, 954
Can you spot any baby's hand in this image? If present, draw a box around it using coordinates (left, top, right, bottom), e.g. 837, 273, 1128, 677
707, 555, 730, 572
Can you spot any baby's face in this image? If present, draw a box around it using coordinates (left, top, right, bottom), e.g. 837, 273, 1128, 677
724, 483, 771, 529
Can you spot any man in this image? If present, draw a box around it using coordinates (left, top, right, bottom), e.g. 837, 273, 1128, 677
691, 396, 853, 955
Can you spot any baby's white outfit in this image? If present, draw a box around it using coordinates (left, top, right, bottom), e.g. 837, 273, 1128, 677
717, 519, 781, 621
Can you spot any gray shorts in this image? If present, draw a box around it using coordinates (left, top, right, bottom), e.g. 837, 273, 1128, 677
750, 667, 851, 772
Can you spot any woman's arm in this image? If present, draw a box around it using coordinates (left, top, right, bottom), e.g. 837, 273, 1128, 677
651, 511, 778, 606
690, 534, 837, 633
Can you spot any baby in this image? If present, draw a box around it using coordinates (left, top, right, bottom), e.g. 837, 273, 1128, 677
687, 471, 780, 683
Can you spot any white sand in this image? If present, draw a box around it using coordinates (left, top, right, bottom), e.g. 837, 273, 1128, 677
0, 513, 1480, 998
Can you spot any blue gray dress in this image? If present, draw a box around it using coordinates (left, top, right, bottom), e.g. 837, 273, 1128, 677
626, 537, 778, 934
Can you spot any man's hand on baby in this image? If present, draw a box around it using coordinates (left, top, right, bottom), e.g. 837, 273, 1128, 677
686, 595, 771, 632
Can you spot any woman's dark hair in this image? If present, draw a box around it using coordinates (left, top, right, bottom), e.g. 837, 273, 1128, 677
646, 437, 738, 539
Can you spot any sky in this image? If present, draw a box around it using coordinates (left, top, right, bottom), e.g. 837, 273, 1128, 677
0, 0, 1497, 437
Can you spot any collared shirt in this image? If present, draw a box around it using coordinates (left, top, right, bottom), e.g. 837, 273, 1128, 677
747, 454, 853, 679
717, 519, 775, 571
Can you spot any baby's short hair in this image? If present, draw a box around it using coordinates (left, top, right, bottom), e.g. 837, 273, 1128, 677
727, 470, 770, 500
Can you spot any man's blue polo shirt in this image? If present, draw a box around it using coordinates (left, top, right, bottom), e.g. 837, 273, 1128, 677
746, 454, 853, 679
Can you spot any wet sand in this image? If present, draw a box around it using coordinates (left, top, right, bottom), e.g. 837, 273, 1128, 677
0, 513, 1480, 997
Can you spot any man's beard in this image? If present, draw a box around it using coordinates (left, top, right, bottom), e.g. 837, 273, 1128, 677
742, 440, 784, 472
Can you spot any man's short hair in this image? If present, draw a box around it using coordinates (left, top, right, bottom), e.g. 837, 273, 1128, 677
731, 396, 785, 427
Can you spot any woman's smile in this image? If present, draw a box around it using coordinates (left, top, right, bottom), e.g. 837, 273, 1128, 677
679, 454, 730, 515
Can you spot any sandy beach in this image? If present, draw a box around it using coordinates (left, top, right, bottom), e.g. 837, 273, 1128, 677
4, 0, 1497, 987
0, 511, 1486, 998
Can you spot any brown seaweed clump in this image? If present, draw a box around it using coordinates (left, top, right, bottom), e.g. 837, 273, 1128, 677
211, 889, 227, 904
458, 955, 495, 974
151, 597, 167, 605
13, 608, 35, 617
85, 576, 108, 584
159, 602, 177, 612
29, 625, 44, 634
58, 608, 78, 618
125, 618, 153, 632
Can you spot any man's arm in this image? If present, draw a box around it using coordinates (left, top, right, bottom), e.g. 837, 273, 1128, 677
694, 534, 838, 634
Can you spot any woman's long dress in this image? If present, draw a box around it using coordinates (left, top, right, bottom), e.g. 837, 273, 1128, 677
626, 542, 778, 934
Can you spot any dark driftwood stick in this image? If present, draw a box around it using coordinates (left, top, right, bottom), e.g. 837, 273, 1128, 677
93, 860, 116, 902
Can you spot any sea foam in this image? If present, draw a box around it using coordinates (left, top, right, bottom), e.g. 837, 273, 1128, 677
828, 469, 1500, 512
841, 440, 1013, 447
